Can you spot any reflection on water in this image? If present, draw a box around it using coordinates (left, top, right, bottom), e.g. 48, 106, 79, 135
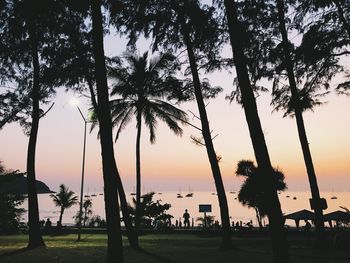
20, 191, 349, 226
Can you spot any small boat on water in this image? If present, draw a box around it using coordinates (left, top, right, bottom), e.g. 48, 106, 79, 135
91, 189, 97, 197
293, 197, 297, 200
185, 186, 193, 197
286, 195, 290, 198
331, 189, 337, 199
177, 187, 183, 198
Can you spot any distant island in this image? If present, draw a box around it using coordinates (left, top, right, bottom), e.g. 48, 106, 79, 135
0, 172, 54, 194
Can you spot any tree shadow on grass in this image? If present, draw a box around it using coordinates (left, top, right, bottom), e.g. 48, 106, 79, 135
137, 248, 178, 263
0, 247, 29, 258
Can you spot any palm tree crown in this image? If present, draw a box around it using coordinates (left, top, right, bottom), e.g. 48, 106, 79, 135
94, 51, 188, 142
51, 184, 78, 209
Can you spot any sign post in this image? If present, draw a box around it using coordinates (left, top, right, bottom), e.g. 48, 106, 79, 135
199, 204, 212, 228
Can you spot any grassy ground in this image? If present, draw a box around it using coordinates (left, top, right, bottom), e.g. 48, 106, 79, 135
0, 233, 349, 262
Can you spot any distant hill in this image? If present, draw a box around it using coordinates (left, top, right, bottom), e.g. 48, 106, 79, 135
0, 173, 54, 194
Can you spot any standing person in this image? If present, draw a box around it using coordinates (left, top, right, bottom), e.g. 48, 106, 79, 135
183, 209, 190, 228
304, 220, 311, 232
45, 218, 51, 229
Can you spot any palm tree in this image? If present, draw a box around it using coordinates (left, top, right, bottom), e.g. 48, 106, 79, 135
104, 52, 187, 234
235, 160, 287, 229
49, 9, 138, 248
50, 184, 78, 226
121, 0, 233, 248
221, 0, 290, 261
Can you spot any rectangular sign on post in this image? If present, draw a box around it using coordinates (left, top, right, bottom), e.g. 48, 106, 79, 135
199, 204, 212, 213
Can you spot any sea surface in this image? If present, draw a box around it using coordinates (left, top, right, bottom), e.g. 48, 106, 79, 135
20, 191, 349, 227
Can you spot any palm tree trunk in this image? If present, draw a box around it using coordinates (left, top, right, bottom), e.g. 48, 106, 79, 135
135, 109, 142, 234
87, 76, 139, 249
223, 1, 290, 261
26, 9, 45, 249
181, 20, 232, 249
276, 0, 325, 243
91, 1, 124, 262
333, 0, 350, 39
59, 208, 64, 226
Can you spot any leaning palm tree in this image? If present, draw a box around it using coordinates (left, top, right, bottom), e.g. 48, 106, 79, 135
50, 184, 78, 226
100, 52, 187, 235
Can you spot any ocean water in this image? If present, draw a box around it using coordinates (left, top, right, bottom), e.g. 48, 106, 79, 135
20, 191, 349, 227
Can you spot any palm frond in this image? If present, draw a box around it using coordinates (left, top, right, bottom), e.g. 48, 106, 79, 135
114, 107, 134, 142
142, 105, 157, 143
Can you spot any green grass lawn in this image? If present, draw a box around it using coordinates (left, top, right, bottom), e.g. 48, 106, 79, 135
0, 233, 349, 262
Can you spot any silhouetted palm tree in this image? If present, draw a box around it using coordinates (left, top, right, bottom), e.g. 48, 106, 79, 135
120, 0, 233, 247
48, 8, 138, 248
101, 52, 187, 234
236, 160, 287, 229
50, 184, 78, 226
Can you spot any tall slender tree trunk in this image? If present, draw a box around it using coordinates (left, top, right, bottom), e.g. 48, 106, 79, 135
333, 0, 350, 39
26, 8, 45, 249
87, 77, 139, 248
181, 21, 232, 249
276, 0, 325, 243
135, 109, 142, 234
59, 208, 64, 226
223, 1, 290, 261
90, 1, 124, 262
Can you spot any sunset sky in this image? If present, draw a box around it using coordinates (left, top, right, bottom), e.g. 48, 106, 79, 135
1, 34, 349, 194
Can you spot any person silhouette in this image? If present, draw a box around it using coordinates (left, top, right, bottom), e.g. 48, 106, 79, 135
44, 218, 52, 233
183, 209, 190, 228
304, 220, 311, 231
